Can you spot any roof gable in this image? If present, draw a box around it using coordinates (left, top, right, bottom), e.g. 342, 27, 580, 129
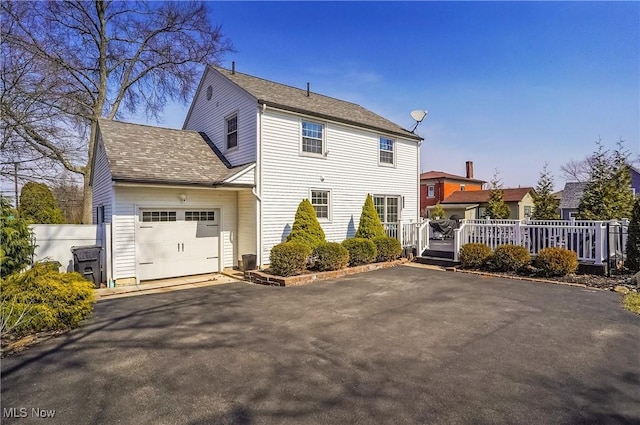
96, 119, 248, 186
441, 187, 535, 204
559, 182, 587, 209
209, 66, 422, 141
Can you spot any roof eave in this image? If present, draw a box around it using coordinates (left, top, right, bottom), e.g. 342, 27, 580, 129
258, 100, 423, 142
112, 177, 254, 189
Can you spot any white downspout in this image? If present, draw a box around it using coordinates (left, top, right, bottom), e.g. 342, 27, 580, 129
255, 103, 265, 267
417, 140, 423, 222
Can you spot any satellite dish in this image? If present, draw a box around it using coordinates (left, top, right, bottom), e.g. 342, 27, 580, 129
410, 110, 428, 133
411, 110, 428, 122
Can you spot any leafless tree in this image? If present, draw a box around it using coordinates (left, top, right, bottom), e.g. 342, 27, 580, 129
559, 156, 596, 183
1, 1, 232, 222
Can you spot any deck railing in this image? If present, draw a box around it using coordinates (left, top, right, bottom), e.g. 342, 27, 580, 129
452, 218, 628, 265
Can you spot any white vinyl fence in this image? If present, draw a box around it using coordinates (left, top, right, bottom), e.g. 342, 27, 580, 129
453, 218, 628, 264
30, 223, 112, 283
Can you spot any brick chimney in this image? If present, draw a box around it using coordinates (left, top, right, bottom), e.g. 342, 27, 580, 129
465, 161, 474, 179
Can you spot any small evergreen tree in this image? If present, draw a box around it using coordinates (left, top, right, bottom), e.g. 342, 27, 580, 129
18, 182, 64, 224
578, 139, 634, 220
1, 197, 35, 277
286, 199, 326, 249
431, 203, 445, 219
355, 195, 387, 239
532, 163, 560, 220
625, 197, 640, 271
485, 171, 510, 219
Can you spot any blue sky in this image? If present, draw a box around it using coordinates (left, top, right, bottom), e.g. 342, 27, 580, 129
151, 1, 639, 191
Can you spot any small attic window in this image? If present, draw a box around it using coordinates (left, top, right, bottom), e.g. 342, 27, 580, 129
206, 85, 213, 100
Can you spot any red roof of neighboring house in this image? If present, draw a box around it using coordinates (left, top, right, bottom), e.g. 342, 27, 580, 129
420, 171, 486, 184
441, 187, 535, 204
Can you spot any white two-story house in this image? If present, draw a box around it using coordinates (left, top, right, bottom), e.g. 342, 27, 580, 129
91, 65, 423, 285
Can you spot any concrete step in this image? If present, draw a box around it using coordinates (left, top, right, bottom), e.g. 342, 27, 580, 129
416, 256, 460, 268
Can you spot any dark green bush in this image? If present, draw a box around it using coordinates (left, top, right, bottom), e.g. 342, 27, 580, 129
286, 199, 326, 250
269, 242, 312, 277
0, 263, 95, 337
18, 182, 64, 224
534, 247, 578, 277
373, 236, 402, 262
489, 244, 531, 272
313, 242, 349, 272
355, 195, 386, 239
1, 197, 35, 277
459, 243, 492, 269
341, 238, 377, 266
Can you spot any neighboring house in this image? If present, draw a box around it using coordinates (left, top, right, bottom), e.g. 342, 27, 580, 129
420, 161, 486, 217
91, 65, 422, 285
558, 182, 587, 220
632, 166, 640, 196
439, 187, 536, 220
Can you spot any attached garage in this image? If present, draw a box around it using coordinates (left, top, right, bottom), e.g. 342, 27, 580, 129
136, 209, 220, 281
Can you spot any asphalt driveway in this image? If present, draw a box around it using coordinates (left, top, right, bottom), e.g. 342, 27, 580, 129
2, 266, 639, 424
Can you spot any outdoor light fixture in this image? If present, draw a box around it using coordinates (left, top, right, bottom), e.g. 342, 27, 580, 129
180, 193, 187, 202
410, 110, 428, 133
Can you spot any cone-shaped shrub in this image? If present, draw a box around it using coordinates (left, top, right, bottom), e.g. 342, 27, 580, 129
342, 238, 377, 266
286, 199, 325, 250
355, 195, 386, 239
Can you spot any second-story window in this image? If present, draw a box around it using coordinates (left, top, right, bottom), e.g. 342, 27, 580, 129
379, 137, 394, 165
427, 185, 435, 198
302, 121, 323, 155
226, 114, 238, 150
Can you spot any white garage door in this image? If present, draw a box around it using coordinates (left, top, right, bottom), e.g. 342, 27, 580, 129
137, 209, 220, 281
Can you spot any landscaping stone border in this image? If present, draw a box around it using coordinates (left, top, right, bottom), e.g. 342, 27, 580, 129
245, 258, 408, 287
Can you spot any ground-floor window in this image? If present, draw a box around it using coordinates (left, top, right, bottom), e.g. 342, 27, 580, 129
310, 190, 330, 220
373, 195, 400, 224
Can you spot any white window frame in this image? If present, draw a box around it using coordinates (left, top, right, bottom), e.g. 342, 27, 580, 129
378, 136, 395, 166
225, 112, 238, 151
524, 205, 532, 218
300, 120, 325, 157
372, 194, 401, 224
427, 185, 435, 198
460, 184, 466, 191
310, 189, 331, 221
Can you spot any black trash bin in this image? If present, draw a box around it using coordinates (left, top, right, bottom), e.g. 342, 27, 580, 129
71, 245, 102, 288
242, 254, 257, 271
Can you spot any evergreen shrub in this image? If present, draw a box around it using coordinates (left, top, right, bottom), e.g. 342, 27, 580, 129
341, 238, 377, 266
286, 199, 326, 250
459, 243, 492, 269
269, 242, 311, 277
489, 245, 531, 272
313, 242, 349, 272
355, 195, 386, 239
534, 247, 578, 277
373, 236, 402, 262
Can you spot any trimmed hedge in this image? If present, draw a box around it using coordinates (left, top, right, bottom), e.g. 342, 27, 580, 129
489, 245, 531, 272
534, 247, 578, 277
341, 238, 377, 266
373, 236, 402, 262
0, 262, 95, 337
313, 242, 349, 272
269, 242, 312, 277
459, 243, 492, 269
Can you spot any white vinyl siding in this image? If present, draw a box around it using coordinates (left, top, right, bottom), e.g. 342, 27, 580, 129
260, 109, 419, 263
183, 68, 257, 166
111, 186, 237, 280
91, 133, 113, 224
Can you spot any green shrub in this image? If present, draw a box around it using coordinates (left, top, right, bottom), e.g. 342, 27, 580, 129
373, 236, 402, 262
625, 197, 640, 271
0, 263, 95, 337
534, 247, 578, 277
341, 238, 377, 266
459, 243, 492, 269
489, 244, 531, 272
18, 182, 64, 224
269, 242, 312, 277
1, 197, 35, 277
355, 195, 386, 239
431, 203, 445, 219
313, 242, 349, 272
286, 199, 326, 250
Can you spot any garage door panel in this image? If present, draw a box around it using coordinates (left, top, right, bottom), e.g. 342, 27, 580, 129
137, 209, 220, 281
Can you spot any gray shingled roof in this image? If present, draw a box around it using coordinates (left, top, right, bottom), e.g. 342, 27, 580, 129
211, 66, 422, 141
559, 182, 587, 209
97, 119, 248, 186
